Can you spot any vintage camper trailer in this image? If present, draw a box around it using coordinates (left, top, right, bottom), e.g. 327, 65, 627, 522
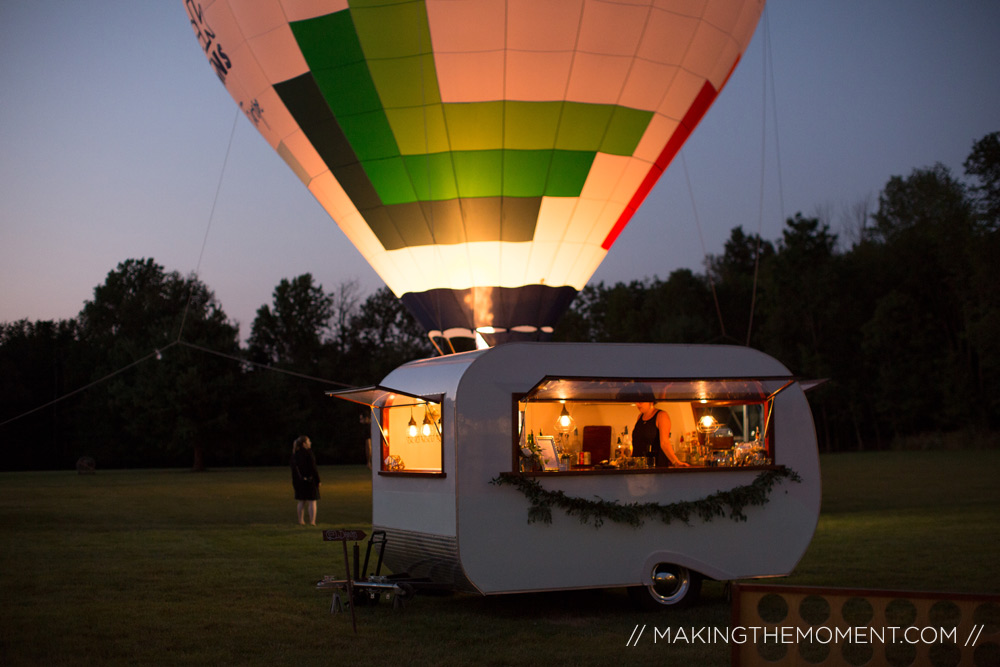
331, 342, 820, 607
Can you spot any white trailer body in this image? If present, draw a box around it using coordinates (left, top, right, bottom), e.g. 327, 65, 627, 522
333, 342, 820, 602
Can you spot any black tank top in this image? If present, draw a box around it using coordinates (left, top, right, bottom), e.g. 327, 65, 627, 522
633, 410, 670, 467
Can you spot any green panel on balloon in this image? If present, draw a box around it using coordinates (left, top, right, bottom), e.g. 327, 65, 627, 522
451, 151, 502, 198
312, 63, 382, 117
348, 0, 413, 8
338, 111, 399, 161
502, 151, 553, 198
602, 106, 654, 154
290, 11, 401, 162
444, 150, 593, 199
403, 153, 459, 201
289, 11, 364, 71
556, 103, 614, 152
385, 105, 450, 155
367, 54, 441, 109
546, 151, 598, 197
350, 1, 432, 61
362, 157, 417, 205
443, 103, 504, 151
503, 102, 562, 150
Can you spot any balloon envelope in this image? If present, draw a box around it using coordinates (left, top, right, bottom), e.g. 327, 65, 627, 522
185, 0, 764, 345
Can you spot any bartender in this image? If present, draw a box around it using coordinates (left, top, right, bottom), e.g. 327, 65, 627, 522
623, 385, 690, 468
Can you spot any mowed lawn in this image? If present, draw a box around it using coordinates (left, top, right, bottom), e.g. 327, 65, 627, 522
1, 450, 998, 666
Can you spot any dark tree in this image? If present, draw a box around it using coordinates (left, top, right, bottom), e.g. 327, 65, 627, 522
552, 283, 603, 342
343, 287, 434, 381
963, 132, 1000, 426
646, 269, 716, 343
865, 165, 981, 433
244, 274, 340, 466
757, 213, 839, 378
248, 273, 334, 369
77, 258, 240, 470
0, 319, 89, 469
964, 131, 1000, 230
705, 226, 775, 344
556, 272, 714, 345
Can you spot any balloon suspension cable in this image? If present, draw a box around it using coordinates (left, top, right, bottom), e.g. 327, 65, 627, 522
166, 108, 357, 389
177, 108, 240, 344
0, 338, 362, 430
0, 343, 178, 429
175, 341, 355, 387
746, 6, 785, 347
681, 150, 727, 341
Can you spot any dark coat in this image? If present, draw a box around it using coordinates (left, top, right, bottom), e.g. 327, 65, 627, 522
291, 448, 321, 501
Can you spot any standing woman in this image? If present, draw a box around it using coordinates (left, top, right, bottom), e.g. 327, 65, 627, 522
621, 385, 690, 468
633, 401, 689, 468
290, 436, 321, 525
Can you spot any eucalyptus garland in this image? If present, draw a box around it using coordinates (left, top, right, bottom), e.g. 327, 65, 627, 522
490, 467, 801, 528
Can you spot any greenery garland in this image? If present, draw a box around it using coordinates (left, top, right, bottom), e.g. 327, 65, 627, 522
490, 467, 801, 528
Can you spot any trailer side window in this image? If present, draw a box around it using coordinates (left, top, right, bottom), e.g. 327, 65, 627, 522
515, 377, 792, 474
377, 396, 443, 474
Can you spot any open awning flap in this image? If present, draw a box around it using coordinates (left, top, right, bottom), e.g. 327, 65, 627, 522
523, 376, 800, 404
799, 378, 829, 392
327, 385, 442, 409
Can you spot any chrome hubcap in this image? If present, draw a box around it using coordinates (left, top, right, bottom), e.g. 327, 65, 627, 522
649, 564, 690, 605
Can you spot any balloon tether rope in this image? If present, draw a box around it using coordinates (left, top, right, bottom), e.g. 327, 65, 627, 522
746, 6, 785, 346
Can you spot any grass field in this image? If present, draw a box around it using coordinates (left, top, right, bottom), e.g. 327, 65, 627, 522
2, 451, 998, 665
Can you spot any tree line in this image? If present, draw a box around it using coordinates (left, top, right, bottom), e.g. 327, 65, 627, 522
2, 133, 997, 470
0, 262, 432, 471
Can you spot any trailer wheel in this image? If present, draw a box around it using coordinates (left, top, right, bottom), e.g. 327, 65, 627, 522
396, 582, 416, 601
628, 564, 702, 610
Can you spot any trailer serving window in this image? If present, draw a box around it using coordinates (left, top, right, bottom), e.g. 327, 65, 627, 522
328, 386, 444, 476
515, 376, 795, 474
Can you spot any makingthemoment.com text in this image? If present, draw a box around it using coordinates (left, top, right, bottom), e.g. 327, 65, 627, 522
627, 624, 984, 647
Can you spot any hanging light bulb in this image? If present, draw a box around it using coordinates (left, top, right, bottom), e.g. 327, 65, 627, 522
407, 410, 418, 438
697, 415, 718, 433
421, 412, 432, 437
556, 403, 574, 433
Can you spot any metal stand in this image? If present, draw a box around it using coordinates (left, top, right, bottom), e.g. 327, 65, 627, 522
317, 530, 416, 631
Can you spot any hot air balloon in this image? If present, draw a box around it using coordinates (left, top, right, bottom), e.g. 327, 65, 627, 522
185, 0, 764, 351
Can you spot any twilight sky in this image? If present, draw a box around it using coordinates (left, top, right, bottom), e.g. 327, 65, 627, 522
2, 1, 997, 342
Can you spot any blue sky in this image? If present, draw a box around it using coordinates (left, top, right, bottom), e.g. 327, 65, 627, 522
2, 1, 997, 341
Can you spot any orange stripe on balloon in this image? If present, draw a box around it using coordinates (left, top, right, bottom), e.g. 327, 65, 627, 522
600, 80, 719, 250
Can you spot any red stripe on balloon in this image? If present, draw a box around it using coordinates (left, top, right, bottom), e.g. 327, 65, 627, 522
600, 80, 720, 250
